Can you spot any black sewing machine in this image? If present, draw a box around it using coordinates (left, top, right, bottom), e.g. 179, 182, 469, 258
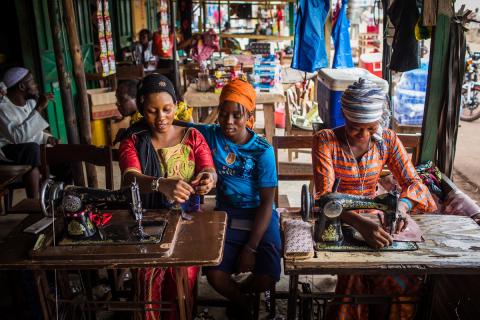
39, 179, 156, 242
300, 178, 400, 249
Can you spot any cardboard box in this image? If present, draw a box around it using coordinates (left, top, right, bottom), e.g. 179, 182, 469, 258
87, 88, 121, 120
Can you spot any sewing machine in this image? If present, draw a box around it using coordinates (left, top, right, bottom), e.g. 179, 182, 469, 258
300, 179, 399, 247
39, 179, 153, 241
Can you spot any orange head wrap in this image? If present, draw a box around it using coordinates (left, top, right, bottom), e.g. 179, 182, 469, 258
219, 78, 257, 129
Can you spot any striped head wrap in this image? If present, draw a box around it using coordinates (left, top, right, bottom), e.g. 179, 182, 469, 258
341, 78, 390, 141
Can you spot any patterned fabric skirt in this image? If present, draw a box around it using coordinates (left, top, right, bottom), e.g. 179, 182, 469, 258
327, 274, 424, 320
136, 266, 199, 320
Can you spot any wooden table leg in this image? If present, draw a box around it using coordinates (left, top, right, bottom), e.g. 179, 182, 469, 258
263, 103, 276, 144
34, 270, 53, 320
287, 274, 299, 320
203, 107, 218, 124
419, 274, 437, 320
175, 267, 192, 320
192, 108, 200, 123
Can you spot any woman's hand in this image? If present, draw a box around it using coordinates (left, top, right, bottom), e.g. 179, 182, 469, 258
190, 171, 215, 195
355, 216, 393, 249
237, 246, 256, 273
159, 178, 195, 203
393, 201, 410, 233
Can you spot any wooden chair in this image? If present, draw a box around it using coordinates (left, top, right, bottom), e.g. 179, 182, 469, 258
284, 89, 314, 161
182, 67, 199, 94
41, 144, 114, 190
397, 133, 422, 166
7, 144, 114, 214
272, 135, 315, 207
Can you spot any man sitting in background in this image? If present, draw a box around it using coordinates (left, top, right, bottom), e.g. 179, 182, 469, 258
0, 67, 56, 198
113, 79, 143, 145
115, 79, 142, 124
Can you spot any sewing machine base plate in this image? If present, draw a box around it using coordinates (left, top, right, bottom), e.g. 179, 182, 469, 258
315, 226, 418, 252
30, 210, 181, 260
58, 220, 167, 246
315, 241, 418, 252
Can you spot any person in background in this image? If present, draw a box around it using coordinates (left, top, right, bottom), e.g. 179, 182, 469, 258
223, 21, 232, 33
115, 79, 142, 124
0, 67, 57, 198
134, 29, 157, 72
176, 78, 280, 320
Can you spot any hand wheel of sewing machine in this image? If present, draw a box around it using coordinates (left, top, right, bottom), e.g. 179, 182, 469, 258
40, 179, 64, 217
300, 184, 313, 221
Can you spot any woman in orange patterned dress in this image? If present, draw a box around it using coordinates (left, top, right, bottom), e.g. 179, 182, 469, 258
312, 79, 437, 320
119, 74, 217, 320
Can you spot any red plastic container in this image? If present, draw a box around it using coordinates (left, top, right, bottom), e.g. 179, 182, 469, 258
359, 52, 382, 78
274, 109, 285, 128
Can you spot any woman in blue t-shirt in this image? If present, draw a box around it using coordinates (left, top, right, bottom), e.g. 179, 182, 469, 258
179, 78, 281, 318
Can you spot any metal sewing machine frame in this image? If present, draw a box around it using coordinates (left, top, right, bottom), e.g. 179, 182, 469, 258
40, 178, 147, 240
300, 178, 399, 246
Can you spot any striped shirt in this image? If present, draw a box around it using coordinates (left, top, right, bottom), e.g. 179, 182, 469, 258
312, 129, 437, 212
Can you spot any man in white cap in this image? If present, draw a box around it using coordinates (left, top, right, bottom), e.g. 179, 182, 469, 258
0, 67, 56, 199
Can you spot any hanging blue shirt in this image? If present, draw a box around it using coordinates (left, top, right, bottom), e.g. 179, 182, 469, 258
291, 0, 330, 73
185, 123, 278, 209
332, 0, 354, 68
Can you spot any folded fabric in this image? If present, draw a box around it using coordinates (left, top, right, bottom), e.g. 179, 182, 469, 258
284, 219, 314, 260
392, 214, 424, 242
444, 189, 480, 217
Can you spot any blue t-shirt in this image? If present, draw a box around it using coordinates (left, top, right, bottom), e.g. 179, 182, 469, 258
187, 124, 277, 208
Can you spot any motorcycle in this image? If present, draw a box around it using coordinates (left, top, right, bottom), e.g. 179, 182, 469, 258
460, 47, 480, 121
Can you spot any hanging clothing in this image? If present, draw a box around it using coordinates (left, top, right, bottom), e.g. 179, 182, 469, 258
387, 0, 420, 72
312, 128, 437, 320
119, 127, 214, 320
191, 29, 219, 63
291, 0, 330, 73
436, 14, 467, 177
332, 0, 354, 68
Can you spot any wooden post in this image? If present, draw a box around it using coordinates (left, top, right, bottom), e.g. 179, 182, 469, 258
202, 0, 207, 33
47, 0, 85, 186
62, 0, 98, 188
170, 0, 180, 96
324, 9, 332, 67
420, 0, 453, 163
382, 0, 393, 126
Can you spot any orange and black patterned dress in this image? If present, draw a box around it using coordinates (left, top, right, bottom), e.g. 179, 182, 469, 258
312, 128, 437, 320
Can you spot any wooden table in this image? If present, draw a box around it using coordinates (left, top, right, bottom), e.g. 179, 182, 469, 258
182, 84, 285, 143
0, 209, 227, 320
282, 212, 480, 319
0, 165, 31, 190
